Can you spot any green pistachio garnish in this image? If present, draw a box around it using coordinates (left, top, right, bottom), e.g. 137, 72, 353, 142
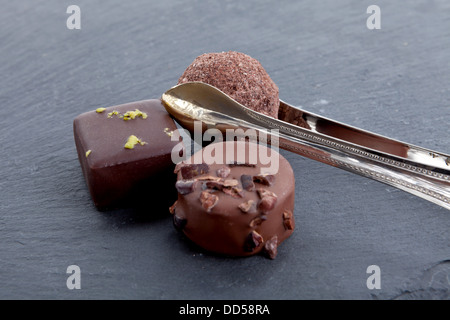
96, 108, 106, 113
85, 150, 92, 157
124, 135, 147, 149
107, 110, 120, 118
123, 109, 148, 121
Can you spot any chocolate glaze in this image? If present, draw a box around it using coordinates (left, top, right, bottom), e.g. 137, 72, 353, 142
73, 99, 179, 210
171, 141, 295, 258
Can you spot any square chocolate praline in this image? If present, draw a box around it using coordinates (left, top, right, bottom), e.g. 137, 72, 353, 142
73, 99, 180, 210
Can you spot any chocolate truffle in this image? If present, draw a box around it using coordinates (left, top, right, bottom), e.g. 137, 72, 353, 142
73, 99, 180, 210
178, 51, 280, 118
170, 141, 295, 258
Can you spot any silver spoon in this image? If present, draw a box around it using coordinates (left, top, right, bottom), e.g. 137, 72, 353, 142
161, 81, 450, 210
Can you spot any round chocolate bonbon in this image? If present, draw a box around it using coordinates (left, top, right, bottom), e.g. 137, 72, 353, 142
178, 51, 280, 118
170, 141, 295, 258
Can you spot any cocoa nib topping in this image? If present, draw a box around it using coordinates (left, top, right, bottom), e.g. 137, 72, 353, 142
199, 191, 219, 212
216, 166, 231, 178
241, 174, 255, 191
173, 215, 187, 231
169, 201, 177, 214
196, 175, 222, 182
205, 180, 224, 190
180, 163, 209, 179
283, 210, 294, 230
205, 179, 239, 191
238, 199, 256, 213
174, 162, 184, 174
223, 179, 239, 187
249, 215, 267, 227
222, 186, 244, 198
243, 230, 264, 252
258, 197, 277, 212
175, 180, 198, 195
263, 236, 278, 259
253, 174, 275, 186
257, 188, 278, 212
283, 209, 293, 220
227, 161, 256, 168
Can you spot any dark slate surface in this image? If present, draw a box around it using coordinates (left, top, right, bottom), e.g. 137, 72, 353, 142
1, 0, 449, 300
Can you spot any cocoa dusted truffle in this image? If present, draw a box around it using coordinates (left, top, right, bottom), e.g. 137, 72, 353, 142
170, 141, 295, 259
178, 51, 280, 118
73, 99, 180, 210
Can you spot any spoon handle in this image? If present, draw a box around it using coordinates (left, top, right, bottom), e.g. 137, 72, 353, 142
245, 102, 450, 210
282, 134, 450, 210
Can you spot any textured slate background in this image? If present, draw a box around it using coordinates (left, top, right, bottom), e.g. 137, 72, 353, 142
0, 0, 449, 300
